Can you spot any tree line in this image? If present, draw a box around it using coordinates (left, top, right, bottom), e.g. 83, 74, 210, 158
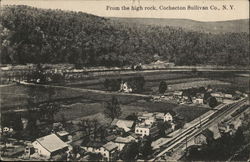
1, 5, 249, 67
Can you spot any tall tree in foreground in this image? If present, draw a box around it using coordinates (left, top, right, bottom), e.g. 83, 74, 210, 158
104, 96, 122, 121
120, 142, 139, 161
159, 81, 168, 94
139, 136, 153, 160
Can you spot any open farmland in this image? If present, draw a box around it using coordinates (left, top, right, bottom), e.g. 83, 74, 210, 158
1, 82, 209, 125
54, 99, 209, 125
0, 84, 150, 112
65, 72, 192, 91
168, 80, 230, 91
1, 70, 248, 127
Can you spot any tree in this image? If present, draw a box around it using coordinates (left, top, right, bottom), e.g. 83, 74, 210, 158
159, 81, 167, 94
0, 128, 15, 156
208, 97, 218, 108
104, 96, 122, 121
203, 92, 212, 104
120, 142, 139, 161
87, 152, 102, 161
157, 121, 172, 137
125, 113, 138, 122
241, 113, 250, 144
139, 136, 153, 159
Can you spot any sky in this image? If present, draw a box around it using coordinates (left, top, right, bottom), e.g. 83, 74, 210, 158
1, 0, 249, 22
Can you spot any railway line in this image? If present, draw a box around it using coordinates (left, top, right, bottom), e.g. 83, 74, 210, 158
152, 98, 247, 160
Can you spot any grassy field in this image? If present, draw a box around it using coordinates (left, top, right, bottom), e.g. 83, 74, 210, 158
53, 99, 209, 125
65, 72, 191, 91
1, 70, 248, 126
0, 84, 86, 108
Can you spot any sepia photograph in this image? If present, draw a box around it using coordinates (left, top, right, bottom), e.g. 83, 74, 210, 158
0, 0, 249, 161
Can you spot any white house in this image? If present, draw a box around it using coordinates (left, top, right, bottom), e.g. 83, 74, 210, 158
135, 124, 150, 137
224, 94, 233, 99
164, 113, 173, 122
101, 142, 118, 161
144, 117, 155, 125
192, 98, 204, 104
120, 82, 132, 93
138, 112, 154, 121
82, 141, 118, 161
135, 124, 160, 138
111, 119, 134, 132
32, 134, 68, 158
114, 136, 136, 151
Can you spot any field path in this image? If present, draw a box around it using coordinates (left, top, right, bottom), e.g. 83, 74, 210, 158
19, 81, 154, 98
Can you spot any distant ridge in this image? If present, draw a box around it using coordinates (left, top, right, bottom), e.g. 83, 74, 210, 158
109, 17, 249, 34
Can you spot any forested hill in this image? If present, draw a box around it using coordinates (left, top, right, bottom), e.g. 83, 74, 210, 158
110, 18, 249, 34
1, 5, 249, 67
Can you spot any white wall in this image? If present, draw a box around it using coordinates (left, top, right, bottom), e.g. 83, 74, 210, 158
135, 127, 149, 137
32, 141, 51, 158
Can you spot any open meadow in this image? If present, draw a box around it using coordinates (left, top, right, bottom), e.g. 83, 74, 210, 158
1, 70, 248, 125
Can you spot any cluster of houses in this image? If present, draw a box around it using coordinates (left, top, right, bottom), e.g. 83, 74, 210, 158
161, 87, 246, 105
80, 111, 174, 161
0, 111, 175, 161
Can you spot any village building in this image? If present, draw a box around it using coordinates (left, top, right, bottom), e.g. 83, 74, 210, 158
32, 134, 68, 158
155, 112, 173, 122
138, 112, 154, 122
114, 136, 136, 151
119, 82, 132, 93
101, 141, 119, 161
105, 135, 117, 143
144, 117, 155, 125
194, 129, 214, 145
55, 130, 71, 143
194, 127, 221, 146
111, 119, 134, 132
192, 98, 204, 104
135, 124, 160, 138
173, 91, 183, 97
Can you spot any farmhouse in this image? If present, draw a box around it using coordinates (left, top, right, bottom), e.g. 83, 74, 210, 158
155, 112, 173, 122
55, 131, 71, 143
119, 82, 132, 93
194, 129, 214, 145
192, 98, 204, 104
81, 140, 118, 161
114, 136, 136, 151
111, 119, 134, 132
138, 112, 154, 121
135, 124, 160, 138
101, 141, 119, 161
32, 134, 68, 158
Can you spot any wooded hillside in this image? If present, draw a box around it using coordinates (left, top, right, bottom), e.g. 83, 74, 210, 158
1, 5, 249, 67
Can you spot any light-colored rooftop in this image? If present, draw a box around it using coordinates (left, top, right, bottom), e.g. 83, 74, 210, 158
103, 141, 118, 151
114, 136, 135, 144
56, 131, 69, 137
36, 134, 68, 153
111, 119, 134, 128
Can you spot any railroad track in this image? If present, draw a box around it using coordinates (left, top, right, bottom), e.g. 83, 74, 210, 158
153, 98, 247, 160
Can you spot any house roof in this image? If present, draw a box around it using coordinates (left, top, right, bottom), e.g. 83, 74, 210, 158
111, 119, 134, 128
35, 134, 68, 153
142, 112, 154, 117
201, 129, 214, 139
152, 138, 168, 149
56, 131, 69, 137
208, 125, 221, 140
82, 140, 105, 148
111, 119, 134, 132
114, 136, 135, 144
105, 135, 117, 142
129, 133, 140, 139
102, 141, 118, 151
155, 112, 165, 118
